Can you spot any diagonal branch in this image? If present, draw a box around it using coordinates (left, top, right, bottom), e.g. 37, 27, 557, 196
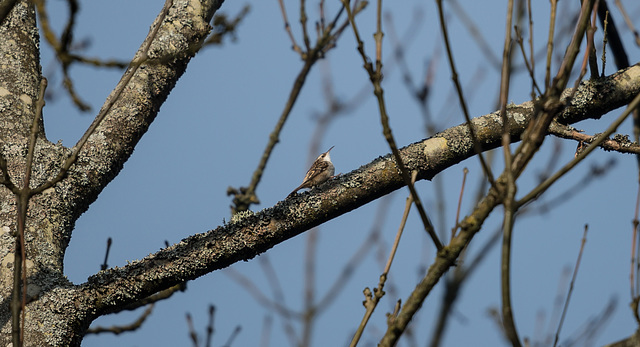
81, 64, 640, 317
34, 0, 225, 211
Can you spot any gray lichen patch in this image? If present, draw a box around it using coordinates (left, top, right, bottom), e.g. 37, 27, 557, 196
423, 137, 448, 163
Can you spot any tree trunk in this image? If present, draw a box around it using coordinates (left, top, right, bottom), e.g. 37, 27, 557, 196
0, 0, 639, 346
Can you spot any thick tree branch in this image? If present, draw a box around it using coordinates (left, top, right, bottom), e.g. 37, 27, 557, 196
0, 0, 42, 139
56, 0, 224, 219
83, 63, 640, 316
0, 1, 226, 345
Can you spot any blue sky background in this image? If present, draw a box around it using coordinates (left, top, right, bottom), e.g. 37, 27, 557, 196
35, 0, 640, 346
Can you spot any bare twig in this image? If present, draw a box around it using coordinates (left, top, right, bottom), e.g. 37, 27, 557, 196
31, 0, 176, 196
497, 3, 522, 344
586, 4, 599, 80
548, 122, 640, 154
518, 89, 640, 206
100, 237, 112, 271
429, 227, 502, 347
343, 0, 443, 251
206, 305, 215, 347
228, 3, 357, 213
436, 0, 497, 189
601, 10, 609, 77
511, 0, 596, 180
378, 3, 598, 344
553, 225, 589, 347
315, 204, 384, 310
277, 0, 303, 55
186, 313, 198, 346
451, 167, 469, 240
121, 283, 186, 312
222, 326, 242, 347
302, 227, 317, 347
631, 185, 640, 324
514, 26, 543, 96
33, 0, 127, 110
204, 6, 251, 46
86, 304, 155, 335
350, 171, 418, 347
10, 77, 47, 347
545, 0, 558, 89
527, 0, 535, 100
597, 0, 630, 70
614, 0, 640, 47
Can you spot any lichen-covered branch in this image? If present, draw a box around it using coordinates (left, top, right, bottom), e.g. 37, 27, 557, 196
82, 63, 640, 319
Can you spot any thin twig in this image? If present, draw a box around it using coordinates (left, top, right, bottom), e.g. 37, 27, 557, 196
379, 4, 598, 344
545, 0, 558, 89
302, 227, 317, 347
31, 0, 176, 196
86, 304, 155, 335
527, 0, 535, 100
613, 0, 640, 46
631, 185, 640, 324
228, 3, 352, 213
350, 171, 418, 347
100, 237, 112, 271
429, 227, 502, 347
586, 3, 599, 80
315, 204, 383, 310
186, 313, 198, 346
547, 122, 640, 154
10, 77, 47, 347
601, 10, 608, 77
553, 225, 589, 347
205, 305, 215, 347
518, 89, 640, 206
277, 0, 303, 55
299, 0, 311, 52
514, 26, 542, 96
497, 3, 522, 343
222, 326, 242, 347
343, 0, 443, 251
436, 0, 497, 189
511, 0, 596, 179
451, 167, 469, 240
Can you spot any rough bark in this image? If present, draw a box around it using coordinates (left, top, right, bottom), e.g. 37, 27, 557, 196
0, 0, 223, 345
0, 0, 638, 346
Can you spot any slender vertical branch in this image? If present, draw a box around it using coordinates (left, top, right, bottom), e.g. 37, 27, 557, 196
498, 2, 521, 344
12, 195, 27, 347
30, 0, 176, 196
342, 0, 443, 251
302, 227, 317, 347
527, 0, 535, 99
300, 0, 311, 51
451, 167, 469, 240
511, 0, 595, 178
229, 4, 352, 213
350, 171, 418, 347
11, 77, 47, 347
553, 225, 589, 347
435, 0, 497, 188
544, 0, 558, 89
501, 188, 520, 347
631, 181, 640, 324
517, 88, 640, 206
277, 0, 303, 55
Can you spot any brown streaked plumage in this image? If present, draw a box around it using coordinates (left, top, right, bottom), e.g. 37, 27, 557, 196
288, 146, 335, 197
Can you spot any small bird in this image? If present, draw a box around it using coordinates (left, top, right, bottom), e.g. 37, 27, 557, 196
288, 146, 335, 197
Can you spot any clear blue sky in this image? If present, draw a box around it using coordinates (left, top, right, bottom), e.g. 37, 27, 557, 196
38, 0, 640, 346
